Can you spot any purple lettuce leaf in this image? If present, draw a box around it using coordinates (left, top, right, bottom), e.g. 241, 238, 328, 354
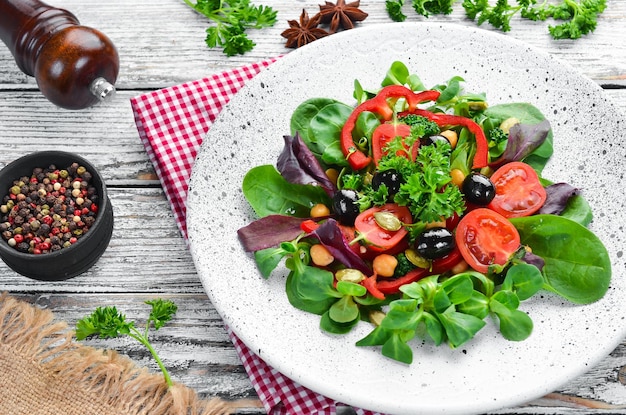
522, 251, 545, 272
238, 215, 310, 252
491, 119, 551, 166
311, 219, 372, 275
538, 182, 579, 215
277, 133, 337, 197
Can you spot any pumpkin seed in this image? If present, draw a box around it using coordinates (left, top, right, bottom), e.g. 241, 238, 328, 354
373, 211, 402, 231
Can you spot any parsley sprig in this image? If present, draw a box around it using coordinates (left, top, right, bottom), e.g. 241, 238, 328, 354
520, 0, 607, 39
385, 0, 607, 40
183, 0, 277, 56
387, 140, 465, 224
76, 299, 178, 387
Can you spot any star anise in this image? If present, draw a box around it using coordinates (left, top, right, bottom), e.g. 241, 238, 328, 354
318, 0, 368, 33
281, 9, 329, 49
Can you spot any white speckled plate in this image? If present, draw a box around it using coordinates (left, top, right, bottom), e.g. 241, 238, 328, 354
187, 23, 626, 415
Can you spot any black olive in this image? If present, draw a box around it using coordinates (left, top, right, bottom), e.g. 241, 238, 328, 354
371, 169, 403, 195
420, 134, 450, 147
332, 189, 361, 225
462, 173, 496, 205
415, 227, 455, 260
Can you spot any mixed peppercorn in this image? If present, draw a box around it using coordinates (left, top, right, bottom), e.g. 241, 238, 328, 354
0, 163, 99, 254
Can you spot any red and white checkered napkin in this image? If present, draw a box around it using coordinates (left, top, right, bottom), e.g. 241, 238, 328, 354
130, 59, 384, 415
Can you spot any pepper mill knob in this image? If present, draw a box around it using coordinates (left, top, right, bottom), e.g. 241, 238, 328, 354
0, 0, 120, 110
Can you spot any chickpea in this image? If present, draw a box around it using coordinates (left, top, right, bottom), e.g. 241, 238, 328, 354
500, 117, 520, 134
369, 310, 386, 326
439, 129, 458, 148
373, 254, 398, 277
425, 217, 447, 229
451, 260, 469, 274
325, 168, 340, 186
310, 203, 330, 218
310, 244, 334, 266
450, 168, 465, 188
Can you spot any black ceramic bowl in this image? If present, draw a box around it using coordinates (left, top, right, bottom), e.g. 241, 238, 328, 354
0, 151, 113, 280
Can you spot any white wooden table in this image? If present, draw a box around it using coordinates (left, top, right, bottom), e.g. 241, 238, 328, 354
1, 1, 625, 413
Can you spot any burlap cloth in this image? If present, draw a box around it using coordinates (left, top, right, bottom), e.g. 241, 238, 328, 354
0, 292, 256, 415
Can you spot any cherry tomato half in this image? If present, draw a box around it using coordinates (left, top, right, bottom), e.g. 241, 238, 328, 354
354, 204, 412, 252
371, 123, 414, 166
487, 161, 547, 218
455, 208, 521, 273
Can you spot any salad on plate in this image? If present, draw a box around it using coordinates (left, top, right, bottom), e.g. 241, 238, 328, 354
237, 61, 611, 364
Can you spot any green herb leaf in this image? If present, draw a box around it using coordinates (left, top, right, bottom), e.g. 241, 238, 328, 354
382, 332, 414, 364
183, 0, 277, 55
145, 299, 178, 331
75, 306, 133, 340
501, 263, 544, 301
320, 310, 360, 334
391, 142, 465, 223
386, 0, 408, 21
390, 0, 607, 40
75, 300, 178, 387
329, 296, 360, 323
490, 298, 534, 341
290, 99, 353, 168
437, 305, 486, 348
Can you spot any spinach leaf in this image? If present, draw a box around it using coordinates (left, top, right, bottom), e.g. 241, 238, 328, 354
308, 102, 353, 167
242, 165, 330, 217
290, 98, 337, 143
560, 194, 593, 226
290, 98, 352, 167
510, 215, 611, 304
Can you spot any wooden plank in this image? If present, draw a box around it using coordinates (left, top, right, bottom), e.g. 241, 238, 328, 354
0, 0, 625, 88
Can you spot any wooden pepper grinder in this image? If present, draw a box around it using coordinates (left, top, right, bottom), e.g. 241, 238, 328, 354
0, 0, 119, 109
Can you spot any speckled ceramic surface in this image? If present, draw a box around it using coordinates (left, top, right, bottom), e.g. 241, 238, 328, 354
187, 23, 626, 415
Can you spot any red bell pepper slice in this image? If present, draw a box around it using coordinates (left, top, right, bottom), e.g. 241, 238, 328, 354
376, 268, 429, 295
362, 248, 463, 299
300, 219, 320, 233
407, 109, 489, 169
341, 86, 441, 170
362, 274, 386, 300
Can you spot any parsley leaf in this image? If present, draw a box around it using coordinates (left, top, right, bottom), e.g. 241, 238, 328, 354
524, 0, 607, 39
389, 0, 607, 40
462, 0, 522, 32
75, 306, 133, 339
413, 0, 456, 17
381, 140, 465, 224
386, 0, 408, 21
184, 0, 277, 56
146, 298, 178, 330
76, 299, 178, 387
